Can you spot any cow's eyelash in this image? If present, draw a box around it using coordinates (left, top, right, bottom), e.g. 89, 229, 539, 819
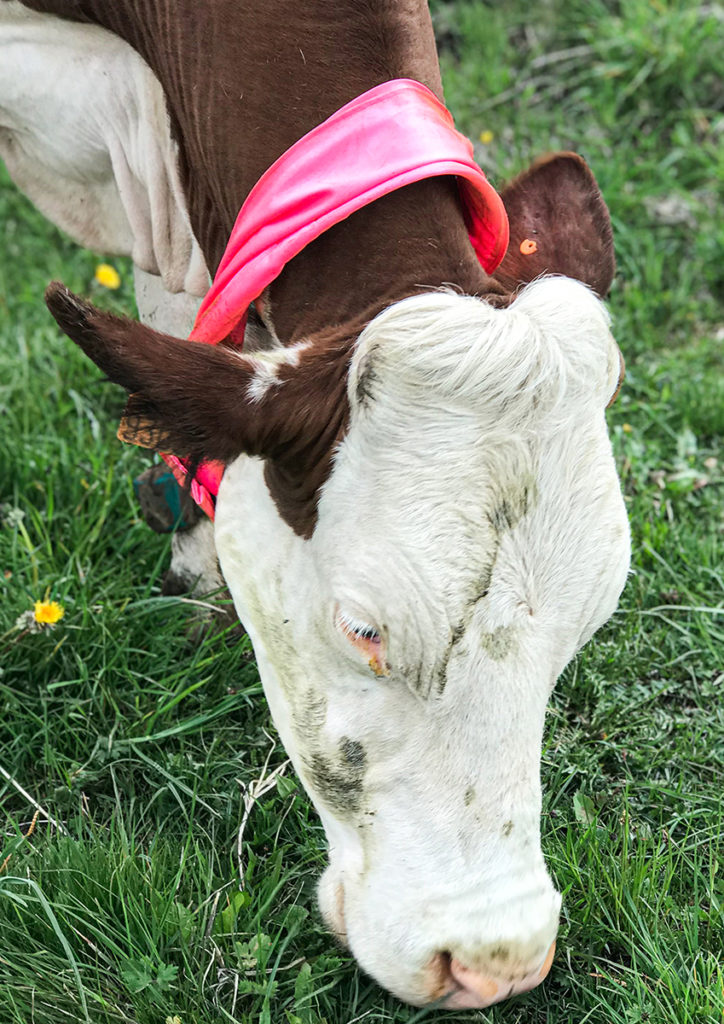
335, 610, 381, 643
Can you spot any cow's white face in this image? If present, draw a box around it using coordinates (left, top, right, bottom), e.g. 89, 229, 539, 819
214, 276, 630, 1007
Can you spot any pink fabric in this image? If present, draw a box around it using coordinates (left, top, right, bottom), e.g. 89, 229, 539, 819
163, 455, 222, 520
164, 78, 510, 517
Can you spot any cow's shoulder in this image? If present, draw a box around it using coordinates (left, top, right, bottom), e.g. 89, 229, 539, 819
0, 1, 207, 295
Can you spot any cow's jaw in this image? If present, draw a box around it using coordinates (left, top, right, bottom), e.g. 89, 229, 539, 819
214, 279, 630, 1007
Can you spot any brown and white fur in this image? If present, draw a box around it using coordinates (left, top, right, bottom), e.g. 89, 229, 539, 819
1, 0, 629, 1008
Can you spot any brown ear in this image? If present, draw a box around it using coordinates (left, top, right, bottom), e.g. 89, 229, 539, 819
46, 282, 265, 461
493, 152, 615, 298
44, 283, 347, 466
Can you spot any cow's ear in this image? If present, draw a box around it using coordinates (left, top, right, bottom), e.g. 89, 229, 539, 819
492, 152, 615, 298
45, 282, 330, 463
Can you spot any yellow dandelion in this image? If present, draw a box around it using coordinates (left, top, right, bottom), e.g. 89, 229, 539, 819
479, 129, 494, 144
33, 600, 65, 625
94, 263, 121, 290
622, 423, 633, 434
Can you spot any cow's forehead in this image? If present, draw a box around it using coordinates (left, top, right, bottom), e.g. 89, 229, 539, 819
315, 280, 627, 670
325, 288, 617, 522
330, 284, 620, 540
346, 279, 618, 420
319, 407, 624, 648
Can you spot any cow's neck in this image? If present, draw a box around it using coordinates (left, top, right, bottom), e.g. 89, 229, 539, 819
270, 177, 493, 344
23, 0, 496, 338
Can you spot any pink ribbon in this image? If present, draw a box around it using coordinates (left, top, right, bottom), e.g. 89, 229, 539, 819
164, 78, 509, 517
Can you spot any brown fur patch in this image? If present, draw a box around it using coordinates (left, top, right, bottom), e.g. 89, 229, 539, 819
492, 152, 615, 298
45, 284, 352, 537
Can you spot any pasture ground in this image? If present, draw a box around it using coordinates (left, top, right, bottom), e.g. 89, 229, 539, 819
1, 1, 722, 1022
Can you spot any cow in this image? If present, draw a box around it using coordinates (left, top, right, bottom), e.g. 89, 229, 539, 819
0, 0, 630, 1009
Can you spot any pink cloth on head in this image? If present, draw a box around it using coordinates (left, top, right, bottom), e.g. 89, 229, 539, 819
163, 78, 510, 517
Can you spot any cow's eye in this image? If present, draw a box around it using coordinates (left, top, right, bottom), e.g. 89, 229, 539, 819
334, 607, 388, 676
336, 608, 381, 644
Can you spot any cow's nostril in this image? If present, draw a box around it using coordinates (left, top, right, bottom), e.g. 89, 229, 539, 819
432, 950, 500, 1008
447, 957, 500, 1004
435, 940, 556, 1009
436, 949, 452, 988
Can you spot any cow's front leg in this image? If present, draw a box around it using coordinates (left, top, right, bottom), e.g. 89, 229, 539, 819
163, 517, 223, 599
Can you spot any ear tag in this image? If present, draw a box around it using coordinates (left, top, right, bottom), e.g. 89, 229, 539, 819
117, 396, 172, 450
520, 238, 538, 255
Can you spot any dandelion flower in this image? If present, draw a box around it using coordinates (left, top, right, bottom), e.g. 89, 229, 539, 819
33, 600, 64, 625
479, 129, 494, 144
95, 263, 121, 289
622, 423, 633, 434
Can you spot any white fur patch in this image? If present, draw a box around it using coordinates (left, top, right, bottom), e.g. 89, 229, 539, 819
348, 277, 619, 423
214, 279, 630, 1005
169, 517, 223, 595
245, 340, 313, 402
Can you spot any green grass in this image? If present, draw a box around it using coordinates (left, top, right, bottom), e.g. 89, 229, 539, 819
1, 1, 722, 1021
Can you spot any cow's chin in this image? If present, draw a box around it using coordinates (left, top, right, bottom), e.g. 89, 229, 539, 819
317, 866, 432, 1005
316, 865, 457, 1008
